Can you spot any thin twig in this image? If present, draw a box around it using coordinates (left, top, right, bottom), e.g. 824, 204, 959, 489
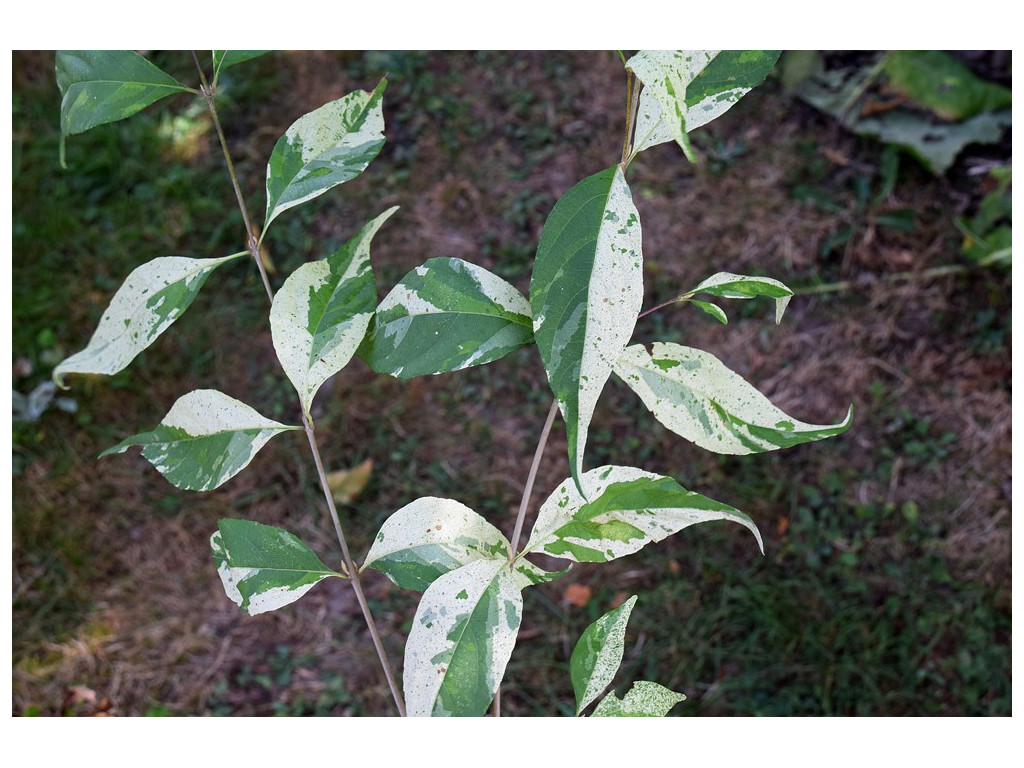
508, 399, 560, 564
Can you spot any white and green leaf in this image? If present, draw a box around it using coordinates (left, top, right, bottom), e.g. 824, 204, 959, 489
211, 518, 340, 616
627, 50, 781, 160
212, 50, 270, 79
361, 257, 533, 379
524, 465, 762, 563
688, 271, 793, 324
100, 389, 300, 491
530, 166, 643, 492
270, 208, 396, 418
690, 299, 728, 324
615, 342, 854, 455
53, 253, 245, 387
591, 680, 686, 717
570, 595, 637, 715
264, 80, 387, 231
404, 557, 523, 717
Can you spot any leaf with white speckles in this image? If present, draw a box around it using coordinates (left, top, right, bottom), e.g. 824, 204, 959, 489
211, 518, 340, 616
360, 257, 533, 379
523, 465, 762, 563
271, 208, 395, 418
627, 50, 781, 160
264, 80, 386, 231
530, 166, 643, 492
99, 389, 300, 491
687, 272, 793, 324
592, 680, 686, 717
404, 558, 523, 716
615, 342, 854, 455
570, 595, 636, 715
53, 253, 245, 387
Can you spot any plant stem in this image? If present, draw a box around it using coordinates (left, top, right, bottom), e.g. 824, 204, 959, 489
191, 51, 407, 716
508, 398, 560, 565
793, 265, 973, 296
637, 292, 693, 320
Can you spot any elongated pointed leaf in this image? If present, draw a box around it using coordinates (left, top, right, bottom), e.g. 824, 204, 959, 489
361, 257, 533, 379
405, 558, 523, 717
530, 166, 643, 491
264, 81, 386, 231
615, 342, 854, 455
56, 50, 194, 139
211, 519, 340, 616
628, 50, 781, 159
271, 208, 395, 417
592, 681, 686, 717
524, 465, 762, 563
688, 272, 793, 324
100, 389, 299, 491
362, 497, 510, 591
53, 253, 245, 387
571, 595, 637, 715
213, 50, 270, 77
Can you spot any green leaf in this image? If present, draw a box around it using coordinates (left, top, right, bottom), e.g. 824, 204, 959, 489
56, 50, 194, 140
361, 257, 533, 379
690, 299, 728, 324
615, 342, 853, 455
570, 595, 637, 715
270, 208, 396, 418
363, 497, 510, 591
627, 50, 781, 160
530, 166, 643, 491
213, 50, 271, 78
688, 271, 793, 324
883, 51, 1012, 122
524, 465, 762, 563
591, 681, 686, 717
264, 80, 387, 231
211, 519, 340, 616
513, 557, 571, 586
100, 389, 300, 491
53, 253, 245, 388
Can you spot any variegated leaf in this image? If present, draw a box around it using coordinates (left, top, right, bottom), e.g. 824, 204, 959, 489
270, 208, 395, 418
627, 50, 781, 160
614, 342, 854, 455
688, 271, 793, 324
211, 519, 340, 616
405, 558, 523, 717
524, 465, 762, 563
592, 681, 686, 717
264, 81, 386, 231
361, 257, 533, 379
530, 166, 643, 491
99, 389, 300, 491
690, 299, 728, 324
53, 253, 245, 387
571, 595, 637, 715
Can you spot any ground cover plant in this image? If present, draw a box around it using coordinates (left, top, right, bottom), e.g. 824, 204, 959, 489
12, 50, 1011, 717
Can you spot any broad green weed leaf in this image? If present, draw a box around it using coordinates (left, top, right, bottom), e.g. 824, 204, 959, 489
100, 389, 300, 491
524, 465, 761, 563
615, 342, 853, 454
211, 519, 340, 616
361, 257, 533, 379
53, 253, 245, 387
627, 50, 781, 160
264, 80, 387, 231
363, 497, 510, 591
530, 166, 642, 492
688, 272, 793, 324
212, 51, 271, 77
404, 558, 523, 716
592, 680, 686, 717
570, 595, 637, 715
270, 208, 396, 418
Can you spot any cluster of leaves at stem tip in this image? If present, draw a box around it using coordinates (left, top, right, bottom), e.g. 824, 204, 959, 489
53, 50, 852, 717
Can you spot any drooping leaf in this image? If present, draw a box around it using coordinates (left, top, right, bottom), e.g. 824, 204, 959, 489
270, 207, 395, 418
264, 80, 387, 231
362, 497, 510, 591
689, 299, 728, 324
591, 680, 686, 717
688, 271, 793, 324
570, 595, 637, 715
211, 519, 340, 615
100, 389, 299, 491
53, 253, 245, 388
523, 465, 762, 563
361, 257, 533, 379
627, 50, 781, 160
615, 342, 853, 455
212, 50, 271, 77
530, 166, 643, 491
404, 558, 523, 716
